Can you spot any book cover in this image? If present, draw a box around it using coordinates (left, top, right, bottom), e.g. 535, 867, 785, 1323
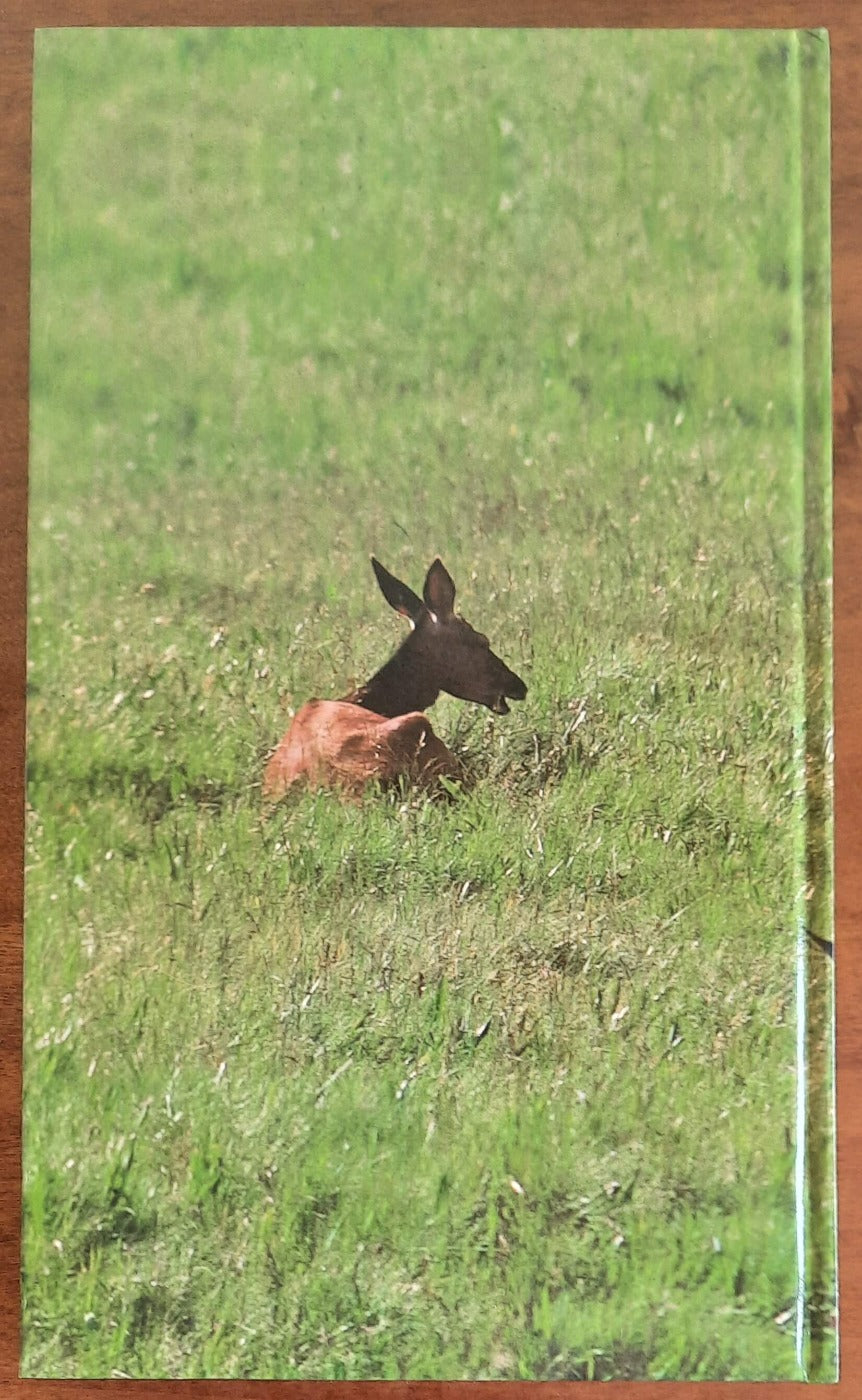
22, 26, 836, 1381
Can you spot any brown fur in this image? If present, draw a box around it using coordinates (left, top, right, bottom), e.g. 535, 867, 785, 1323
263, 701, 463, 799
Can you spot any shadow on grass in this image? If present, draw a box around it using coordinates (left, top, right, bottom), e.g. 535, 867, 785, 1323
28, 754, 233, 822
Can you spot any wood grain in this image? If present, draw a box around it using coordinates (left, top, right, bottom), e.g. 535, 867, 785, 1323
1, 4, 859, 1397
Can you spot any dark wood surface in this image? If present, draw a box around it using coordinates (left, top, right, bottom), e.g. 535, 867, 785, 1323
1, 2, 860, 1396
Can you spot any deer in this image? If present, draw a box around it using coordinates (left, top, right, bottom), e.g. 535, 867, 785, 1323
263, 557, 527, 799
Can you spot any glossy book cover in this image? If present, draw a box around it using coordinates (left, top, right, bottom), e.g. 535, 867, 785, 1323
22, 26, 835, 1381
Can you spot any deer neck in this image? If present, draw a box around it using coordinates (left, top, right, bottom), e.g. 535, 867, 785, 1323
344, 643, 441, 717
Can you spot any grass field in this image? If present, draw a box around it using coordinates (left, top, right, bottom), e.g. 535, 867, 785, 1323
22, 26, 834, 1380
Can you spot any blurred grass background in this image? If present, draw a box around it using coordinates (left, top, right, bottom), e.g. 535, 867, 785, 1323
23, 26, 834, 1380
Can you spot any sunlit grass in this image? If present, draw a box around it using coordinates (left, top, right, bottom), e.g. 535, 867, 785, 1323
22, 25, 833, 1380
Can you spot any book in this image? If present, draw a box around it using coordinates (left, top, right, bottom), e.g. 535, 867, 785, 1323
23, 25, 835, 1381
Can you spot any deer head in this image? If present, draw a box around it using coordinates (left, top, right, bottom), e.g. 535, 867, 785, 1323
345, 557, 527, 718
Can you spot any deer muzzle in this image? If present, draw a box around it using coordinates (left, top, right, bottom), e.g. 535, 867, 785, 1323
493, 673, 527, 714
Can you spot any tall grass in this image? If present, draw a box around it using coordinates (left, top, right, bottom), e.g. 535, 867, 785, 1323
22, 26, 834, 1379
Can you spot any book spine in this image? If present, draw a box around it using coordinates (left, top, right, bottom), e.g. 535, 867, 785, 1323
790, 26, 836, 1384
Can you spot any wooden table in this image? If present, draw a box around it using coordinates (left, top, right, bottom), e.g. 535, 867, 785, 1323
1, 4, 859, 1397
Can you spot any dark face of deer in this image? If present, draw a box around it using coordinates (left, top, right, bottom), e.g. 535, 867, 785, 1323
372, 557, 527, 715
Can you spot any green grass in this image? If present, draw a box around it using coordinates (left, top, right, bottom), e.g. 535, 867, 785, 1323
23, 26, 834, 1380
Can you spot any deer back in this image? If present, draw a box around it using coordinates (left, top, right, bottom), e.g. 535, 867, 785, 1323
263, 701, 463, 799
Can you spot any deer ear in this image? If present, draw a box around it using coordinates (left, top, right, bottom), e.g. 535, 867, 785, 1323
423, 558, 456, 619
371, 557, 425, 622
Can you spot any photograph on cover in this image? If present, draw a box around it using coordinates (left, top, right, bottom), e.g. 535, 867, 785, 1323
23, 26, 835, 1381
